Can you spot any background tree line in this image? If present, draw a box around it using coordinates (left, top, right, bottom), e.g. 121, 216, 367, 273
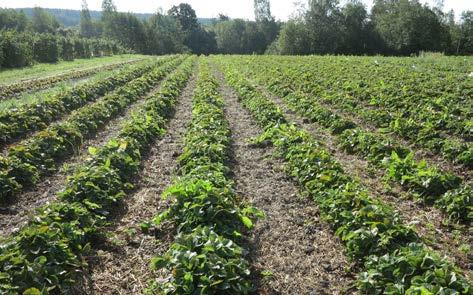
1, 0, 472, 65
77, 0, 279, 55
80, 0, 473, 55
270, 0, 473, 56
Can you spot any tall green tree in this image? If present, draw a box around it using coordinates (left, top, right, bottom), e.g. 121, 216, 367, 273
457, 11, 473, 54
101, 0, 117, 37
168, 3, 198, 31
270, 19, 311, 55
0, 9, 30, 31
112, 13, 147, 53
305, 0, 344, 53
372, 0, 445, 54
102, 0, 117, 17
145, 12, 184, 55
341, 1, 368, 53
168, 3, 216, 54
80, 0, 95, 37
213, 19, 267, 54
31, 7, 59, 33
213, 20, 245, 53
253, 0, 279, 52
254, 0, 272, 22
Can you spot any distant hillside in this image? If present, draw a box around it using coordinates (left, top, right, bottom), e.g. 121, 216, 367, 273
15, 8, 215, 27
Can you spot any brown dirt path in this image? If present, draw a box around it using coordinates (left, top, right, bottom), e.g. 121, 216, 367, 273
214, 69, 357, 295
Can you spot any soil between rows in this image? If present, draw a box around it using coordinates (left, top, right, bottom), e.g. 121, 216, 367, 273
214, 68, 357, 294
74, 74, 196, 294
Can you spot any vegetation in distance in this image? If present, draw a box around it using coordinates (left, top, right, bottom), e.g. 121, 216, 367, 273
1, 0, 472, 69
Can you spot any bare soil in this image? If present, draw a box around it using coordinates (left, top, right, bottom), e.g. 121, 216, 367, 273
215, 69, 357, 295
74, 74, 196, 294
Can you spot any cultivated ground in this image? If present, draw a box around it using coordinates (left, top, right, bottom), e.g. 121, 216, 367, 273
0, 54, 471, 294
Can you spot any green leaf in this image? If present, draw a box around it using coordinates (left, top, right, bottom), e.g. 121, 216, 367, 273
88, 146, 98, 155
23, 288, 42, 295
240, 215, 253, 229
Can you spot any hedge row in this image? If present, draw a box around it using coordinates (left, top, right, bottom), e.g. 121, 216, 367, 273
0, 30, 128, 69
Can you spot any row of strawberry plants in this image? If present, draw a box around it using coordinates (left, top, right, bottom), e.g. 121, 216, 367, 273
0, 56, 184, 202
310, 58, 473, 165
0, 56, 176, 146
216, 61, 472, 294
0, 57, 195, 294
267, 56, 472, 140
0, 58, 143, 100
240, 56, 472, 169
228, 58, 472, 224
147, 60, 261, 294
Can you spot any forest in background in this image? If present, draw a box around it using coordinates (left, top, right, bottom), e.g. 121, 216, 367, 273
1, 0, 472, 58
13, 7, 215, 27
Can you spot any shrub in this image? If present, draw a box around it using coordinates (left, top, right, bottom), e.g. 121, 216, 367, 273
33, 33, 59, 63
0, 30, 33, 68
90, 39, 102, 57
0, 45, 4, 69
73, 38, 88, 59
59, 37, 74, 61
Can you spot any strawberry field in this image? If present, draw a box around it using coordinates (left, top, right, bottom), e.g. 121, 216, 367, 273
0, 55, 471, 294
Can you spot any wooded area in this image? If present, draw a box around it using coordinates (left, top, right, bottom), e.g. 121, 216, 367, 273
80, 0, 473, 55
1, 0, 472, 65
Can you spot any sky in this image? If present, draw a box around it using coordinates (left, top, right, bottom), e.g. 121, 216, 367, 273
1, 0, 472, 20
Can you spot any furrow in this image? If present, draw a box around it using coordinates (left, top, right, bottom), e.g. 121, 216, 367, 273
0, 57, 183, 204
0, 57, 195, 294
215, 68, 357, 294
75, 73, 196, 294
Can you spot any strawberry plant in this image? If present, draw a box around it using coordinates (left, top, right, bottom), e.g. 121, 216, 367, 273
359, 243, 472, 294
0, 58, 142, 100
148, 60, 260, 294
0, 57, 195, 294
225, 56, 471, 224
436, 185, 473, 223
215, 57, 472, 294
385, 152, 461, 201
149, 226, 252, 294
0, 57, 176, 146
0, 57, 184, 202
